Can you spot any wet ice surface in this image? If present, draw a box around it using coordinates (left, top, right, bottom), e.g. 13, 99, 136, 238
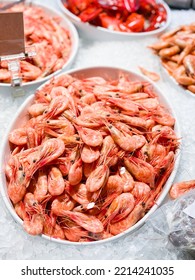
0, 1, 195, 259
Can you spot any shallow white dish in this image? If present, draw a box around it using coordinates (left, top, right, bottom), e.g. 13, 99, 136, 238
0, 1, 79, 96
0, 66, 181, 246
57, 0, 171, 40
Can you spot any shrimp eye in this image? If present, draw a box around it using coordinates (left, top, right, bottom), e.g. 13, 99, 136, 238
19, 166, 23, 170
44, 93, 47, 96
47, 121, 50, 123
141, 202, 146, 207
108, 125, 112, 129
33, 202, 37, 206
33, 159, 36, 163
23, 173, 25, 177
76, 137, 80, 141
44, 110, 48, 114
106, 114, 110, 117
70, 160, 74, 164
118, 110, 121, 113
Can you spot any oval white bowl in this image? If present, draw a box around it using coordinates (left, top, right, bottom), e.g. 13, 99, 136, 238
57, 0, 171, 40
0, 66, 181, 246
0, 2, 79, 95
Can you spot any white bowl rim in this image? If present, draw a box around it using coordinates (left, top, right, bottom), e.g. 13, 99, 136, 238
57, 0, 171, 37
0, 65, 181, 246
0, 2, 79, 88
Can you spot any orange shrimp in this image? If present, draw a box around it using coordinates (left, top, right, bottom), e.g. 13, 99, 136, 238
153, 106, 175, 127
131, 182, 151, 200
108, 97, 139, 113
110, 160, 174, 236
169, 180, 195, 199
81, 145, 100, 163
42, 95, 69, 120
8, 167, 27, 205
48, 167, 65, 196
23, 214, 44, 236
34, 169, 48, 202
106, 123, 146, 152
28, 103, 48, 117
183, 54, 195, 79
124, 156, 155, 188
52, 224, 65, 240
76, 126, 103, 147
15, 201, 28, 220
102, 193, 135, 226
60, 211, 104, 233
173, 65, 195, 86
139, 66, 160, 82
86, 164, 109, 192
83, 161, 97, 178
119, 166, 134, 192
8, 139, 65, 204
101, 175, 124, 209
118, 114, 148, 129
63, 220, 89, 242
8, 128, 27, 145
51, 193, 75, 216
109, 201, 145, 235
68, 158, 83, 186
65, 183, 92, 205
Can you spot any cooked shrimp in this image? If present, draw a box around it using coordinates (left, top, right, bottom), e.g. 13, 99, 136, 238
119, 167, 134, 192
86, 164, 109, 192
159, 46, 181, 58
109, 202, 146, 235
169, 180, 195, 199
101, 175, 124, 208
102, 193, 135, 226
124, 156, 155, 188
183, 54, 195, 78
139, 66, 160, 82
81, 145, 100, 163
68, 159, 83, 186
34, 169, 48, 202
23, 214, 44, 235
76, 126, 103, 147
8, 128, 27, 145
107, 124, 146, 152
51, 193, 75, 215
131, 182, 151, 200
20, 61, 42, 81
60, 211, 104, 233
48, 167, 65, 196
65, 183, 93, 205
28, 103, 48, 117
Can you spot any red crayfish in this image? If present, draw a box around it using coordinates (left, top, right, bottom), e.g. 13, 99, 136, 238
64, 0, 167, 33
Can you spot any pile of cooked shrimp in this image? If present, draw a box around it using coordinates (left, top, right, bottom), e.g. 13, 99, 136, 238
5, 73, 179, 242
149, 23, 195, 94
0, 4, 72, 83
